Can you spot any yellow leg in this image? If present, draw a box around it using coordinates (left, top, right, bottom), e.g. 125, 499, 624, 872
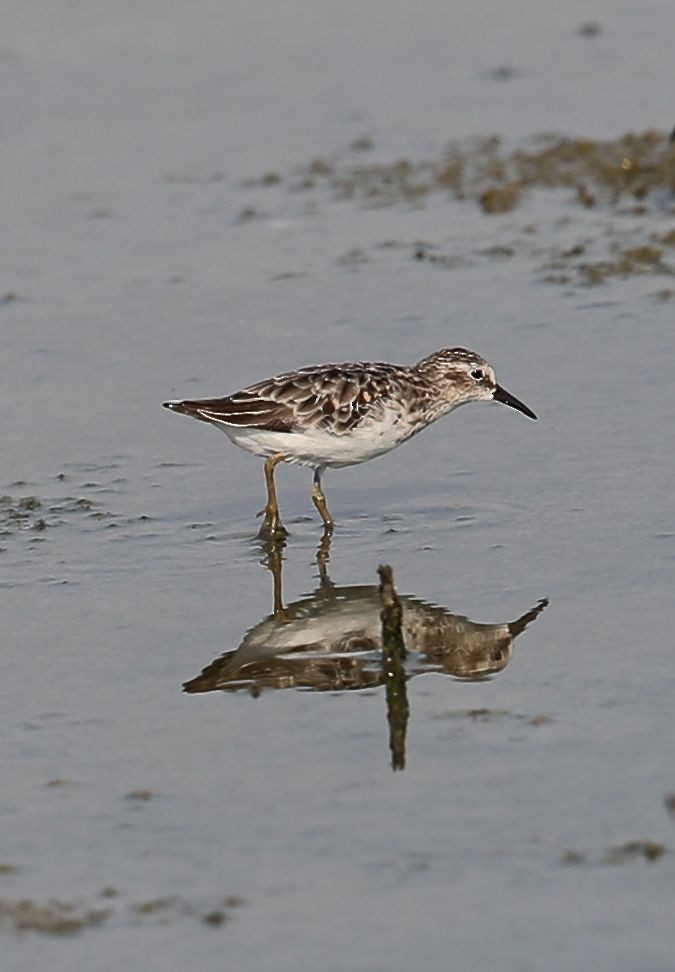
257, 454, 289, 539
312, 468, 334, 532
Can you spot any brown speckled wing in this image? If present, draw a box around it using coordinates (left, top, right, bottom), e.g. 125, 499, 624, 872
169, 363, 408, 436
261, 363, 405, 435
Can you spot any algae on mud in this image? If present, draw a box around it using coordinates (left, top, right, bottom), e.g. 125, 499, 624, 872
242, 129, 675, 288
248, 130, 675, 213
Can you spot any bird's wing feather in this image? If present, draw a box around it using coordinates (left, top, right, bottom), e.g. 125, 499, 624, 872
165, 391, 295, 432
167, 363, 409, 436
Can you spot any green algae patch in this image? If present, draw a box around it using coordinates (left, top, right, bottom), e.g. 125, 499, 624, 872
561, 841, 668, 866
541, 241, 674, 286
248, 129, 675, 213
479, 182, 522, 213
0, 898, 110, 935
241, 129, 675, 289
0, 891, 246, 936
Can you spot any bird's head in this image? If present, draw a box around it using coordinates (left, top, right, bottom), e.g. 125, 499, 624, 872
414, 348, 537, 419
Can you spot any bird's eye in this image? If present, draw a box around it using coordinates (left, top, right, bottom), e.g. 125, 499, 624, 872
470, 369, 484, 381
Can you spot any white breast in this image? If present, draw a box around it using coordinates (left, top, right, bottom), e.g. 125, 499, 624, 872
214, 405, 412, 469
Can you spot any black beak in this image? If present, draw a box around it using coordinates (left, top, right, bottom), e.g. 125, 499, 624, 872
493, 384, 537, 420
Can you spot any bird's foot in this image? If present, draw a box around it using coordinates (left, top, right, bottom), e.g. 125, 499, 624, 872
256, 506, 289, 540
311, 495, 335, 532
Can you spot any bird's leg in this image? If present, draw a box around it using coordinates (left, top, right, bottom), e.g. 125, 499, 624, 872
311, 468, 334, 532
257, 454, 289, 539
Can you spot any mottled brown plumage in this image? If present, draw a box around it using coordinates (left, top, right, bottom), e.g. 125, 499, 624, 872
168, 362, 426, 436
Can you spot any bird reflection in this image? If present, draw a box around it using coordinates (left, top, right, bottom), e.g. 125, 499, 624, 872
184, 532, 548, 692
184, 532, 547, 769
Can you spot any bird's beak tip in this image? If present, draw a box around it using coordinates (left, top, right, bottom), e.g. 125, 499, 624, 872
493, 384, 537, 421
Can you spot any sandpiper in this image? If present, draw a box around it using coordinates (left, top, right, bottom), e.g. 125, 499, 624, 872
163, 347, 536, 538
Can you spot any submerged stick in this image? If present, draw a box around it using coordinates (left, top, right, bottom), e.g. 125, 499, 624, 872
377, 564, 407, 661
377, 564, 409, 771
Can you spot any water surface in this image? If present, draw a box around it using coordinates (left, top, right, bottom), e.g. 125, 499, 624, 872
3, 2, 675, 969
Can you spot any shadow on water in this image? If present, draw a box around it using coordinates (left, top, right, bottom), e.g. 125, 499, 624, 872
184, 532, 548, 769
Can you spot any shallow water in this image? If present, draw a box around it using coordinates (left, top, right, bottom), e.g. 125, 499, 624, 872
3, 1, 675, 969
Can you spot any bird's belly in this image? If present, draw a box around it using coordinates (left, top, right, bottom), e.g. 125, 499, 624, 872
219, 415, 411, 468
